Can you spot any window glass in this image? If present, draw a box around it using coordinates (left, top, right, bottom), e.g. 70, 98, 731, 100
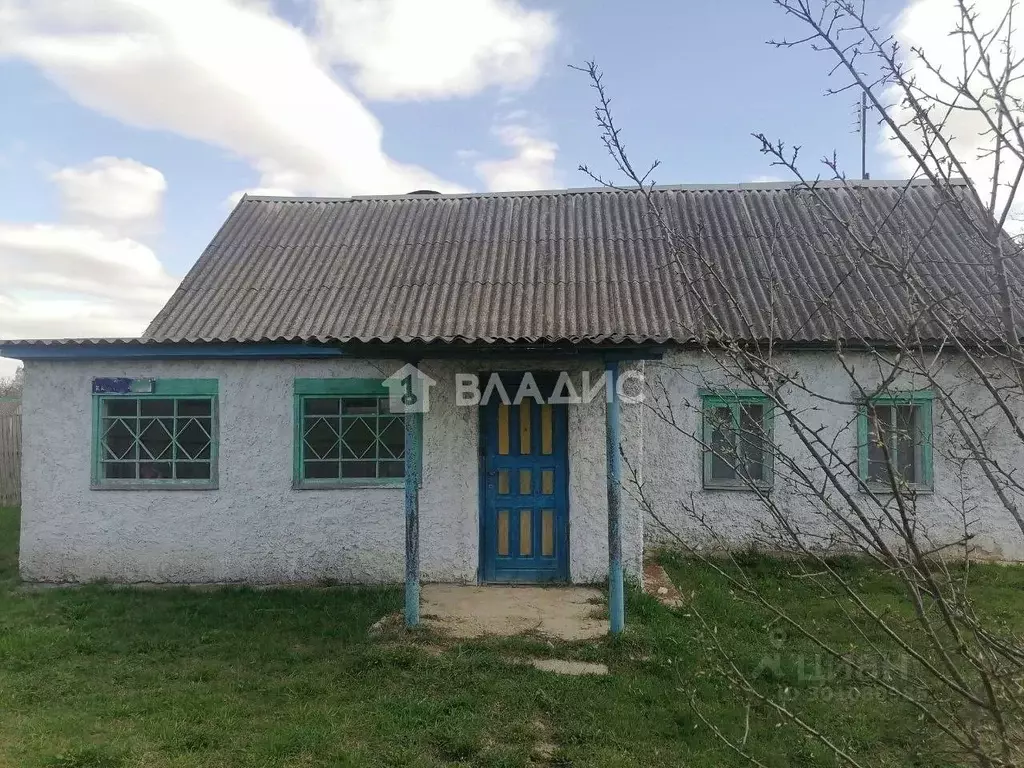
708, 406, 735, 480
95, 389, 215, 486
867, 405, 893, 484
703, 394, 772, 488
861, 395, 931, 489
738, 403, 766, 481
300, 395, 406, 482
896, 405, 920, 485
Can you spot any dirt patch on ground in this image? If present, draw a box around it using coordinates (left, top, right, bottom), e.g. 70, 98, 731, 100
530, 718, 558, 764
506, 657, 609, 676
421, 584, 606, 640
643, 562, 687, 608
380, 640, 447, 657
367, 612, 404, 637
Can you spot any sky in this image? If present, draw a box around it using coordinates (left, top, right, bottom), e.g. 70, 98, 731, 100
0, 0, 1001, 378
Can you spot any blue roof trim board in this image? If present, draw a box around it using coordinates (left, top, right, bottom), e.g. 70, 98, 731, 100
0, 342, 352, 360
0, 340, 666, 361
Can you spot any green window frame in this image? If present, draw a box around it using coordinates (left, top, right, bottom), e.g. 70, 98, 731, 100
91, 378, 219, 490
293, 379, 422, 489
700, 390, 774, 490
857, 390, 933, 491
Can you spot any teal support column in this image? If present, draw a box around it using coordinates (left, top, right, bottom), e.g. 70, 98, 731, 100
404, 396, 421, 628
605, 360, 625, 634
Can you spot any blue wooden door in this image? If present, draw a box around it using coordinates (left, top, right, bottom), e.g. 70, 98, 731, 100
481, 386, 569, 583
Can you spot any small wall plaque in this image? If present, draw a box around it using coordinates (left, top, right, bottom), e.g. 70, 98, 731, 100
92, 378, 154, 395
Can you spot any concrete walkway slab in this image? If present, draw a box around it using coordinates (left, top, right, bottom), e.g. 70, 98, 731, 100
421, 584, 606, 640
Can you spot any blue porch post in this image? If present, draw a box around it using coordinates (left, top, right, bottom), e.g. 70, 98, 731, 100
605, 360, 625, 634
404, 391, 421, 628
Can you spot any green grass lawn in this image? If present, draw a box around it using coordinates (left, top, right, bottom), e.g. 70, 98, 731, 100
1, 506, 1022, 767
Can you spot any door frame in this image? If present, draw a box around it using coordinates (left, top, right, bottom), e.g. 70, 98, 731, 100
477, 372, 570, 583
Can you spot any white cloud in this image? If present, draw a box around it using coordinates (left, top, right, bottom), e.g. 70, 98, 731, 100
475, 123, 559, 192
0, 292, 162, 341
0, 162, 177, 373
0, 223, 175, 306
51, 156, 166, 234
314, 0, 557, 101
0, 0, 462, 196
0, 223, 179, 375
887, 0, 1024, 224
0, 222, 178, 352
0, 0, 561, 375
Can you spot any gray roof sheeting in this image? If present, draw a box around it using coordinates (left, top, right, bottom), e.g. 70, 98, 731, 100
140, 179, 1021, 346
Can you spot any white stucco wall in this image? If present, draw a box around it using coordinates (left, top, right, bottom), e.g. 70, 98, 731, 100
21, 347, 1023, 583
640, 350, 1024, 561
19, 357, 644, 584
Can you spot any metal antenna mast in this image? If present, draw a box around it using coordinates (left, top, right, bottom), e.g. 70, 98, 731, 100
860, 91, 870, 180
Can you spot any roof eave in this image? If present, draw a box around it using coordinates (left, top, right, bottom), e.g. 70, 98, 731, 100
0, 338, 669, 362
0, 340, 352, 361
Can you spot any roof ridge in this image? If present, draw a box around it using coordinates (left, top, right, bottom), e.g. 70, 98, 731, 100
241, 178, 969, 205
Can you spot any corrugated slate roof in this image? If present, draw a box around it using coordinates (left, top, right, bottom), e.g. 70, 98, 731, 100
138, 179, 1021, 346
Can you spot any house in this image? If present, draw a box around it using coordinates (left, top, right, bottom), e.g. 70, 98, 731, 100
3, 180, 1023, 617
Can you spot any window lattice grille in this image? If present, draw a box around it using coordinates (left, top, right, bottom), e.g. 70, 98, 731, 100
99, 397, 214, 482
300, 396, 405, 482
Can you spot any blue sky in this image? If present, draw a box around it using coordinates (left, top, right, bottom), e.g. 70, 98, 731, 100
0, 0, 932, 376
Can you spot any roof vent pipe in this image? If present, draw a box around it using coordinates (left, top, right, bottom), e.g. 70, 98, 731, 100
408, 189, 440, 195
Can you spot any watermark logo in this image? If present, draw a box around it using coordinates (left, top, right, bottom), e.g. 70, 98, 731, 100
384, 367, 644, 414
457, 371, 645, 407
754, 626, 914, 704
383, 363, 436, 414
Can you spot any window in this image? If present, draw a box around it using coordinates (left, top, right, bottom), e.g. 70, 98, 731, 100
294, 379, 419, 488
92, 379, 218, 489
701, 390, 773, 489
858, 391, 933, 491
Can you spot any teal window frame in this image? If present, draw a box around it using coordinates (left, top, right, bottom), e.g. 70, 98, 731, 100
700, 389, 775, 490
293, 379, 422, 490
91, 378, 219, 490
857, 390, 934, 492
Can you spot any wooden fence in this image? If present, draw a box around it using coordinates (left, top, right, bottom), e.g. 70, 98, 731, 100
0, 407, 21, 507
